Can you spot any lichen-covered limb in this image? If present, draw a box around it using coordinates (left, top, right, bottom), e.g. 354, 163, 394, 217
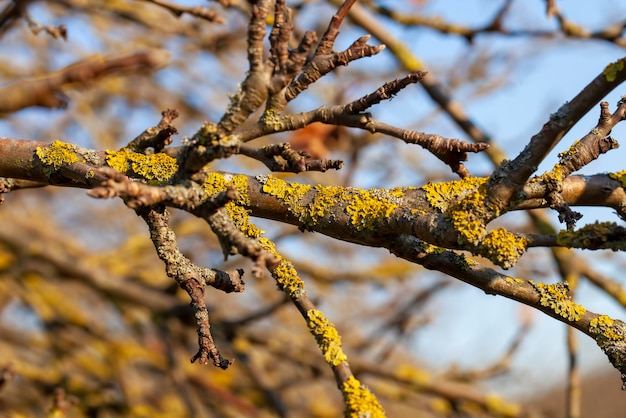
206, 208, 278, 279
386, 234, 626, 386
8, 138, 626, 217
445, 72, 626, 245
198, 175, 385, 415
250, 174, 526, 268
258, 238, 386, 416
525, 221, 626, 251
0, 51, 168, 113
341, 376, 386, 418
0, 138, 106, 187
4, 137, 626, 266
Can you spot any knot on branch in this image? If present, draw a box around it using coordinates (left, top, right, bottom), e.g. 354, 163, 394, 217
430, 138, 490, 178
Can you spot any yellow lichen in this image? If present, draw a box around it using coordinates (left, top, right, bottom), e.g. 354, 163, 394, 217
485, 394, 521, 417
558, 140, 580, 159
505, 277, 524, 285
261, 109, 285, 130
459, 254, 479, 270
305, 184, 347, 225
346, 189, 398, 231
603, 58, 625, 82
204, 172, 264, 238
479, 228, 527, 269
556, 221, 626, 250
396, 364, 430, 387
609, 170, 626, 187
589, 315, 624, 347
449, 188, 488, 245
260, 176, 408, 230
306, 309, 348, 367
421, 242, 446, 255
105, 148, 178, 184
532, 282, 586, 321
422, 177, 487, 213
259, 238, 306, 299
262, 175, 312, 218
35, 140, 82, 176
203, 171, 228, 194
341, 376, 386, 418
430, 398, 452, 415
415, 239, 478, 270
540, 163, 566, 184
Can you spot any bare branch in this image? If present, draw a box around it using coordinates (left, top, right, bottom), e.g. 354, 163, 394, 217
0, 51, 169, 113
141, 0, 224, 23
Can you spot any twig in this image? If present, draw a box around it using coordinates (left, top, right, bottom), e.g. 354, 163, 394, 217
239, 142, 343, 173
284, 34, 385, 102
139, 205, 244, 368
336, 0, 506, 166
315, 0, 357, 56
23, 10, 67, 39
